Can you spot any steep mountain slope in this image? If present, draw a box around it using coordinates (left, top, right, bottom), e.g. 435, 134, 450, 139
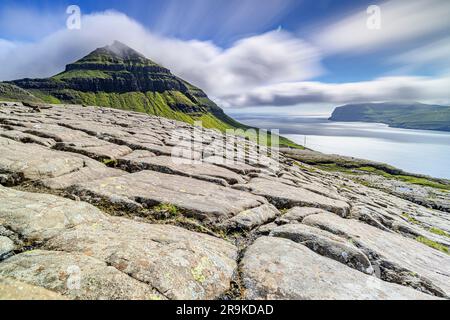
9, 41, 246, 131
329, 102, 450, 131
0, 83, 42, 103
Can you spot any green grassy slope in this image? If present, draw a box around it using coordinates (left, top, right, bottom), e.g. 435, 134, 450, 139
0, 83, 43, 103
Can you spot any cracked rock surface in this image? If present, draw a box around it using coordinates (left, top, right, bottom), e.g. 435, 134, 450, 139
0, 102, 449, 300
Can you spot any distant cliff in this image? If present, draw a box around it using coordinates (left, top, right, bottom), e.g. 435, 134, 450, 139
329, 102, 450, 132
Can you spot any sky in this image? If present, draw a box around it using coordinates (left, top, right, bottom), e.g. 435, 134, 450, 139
0, 0, 449, 110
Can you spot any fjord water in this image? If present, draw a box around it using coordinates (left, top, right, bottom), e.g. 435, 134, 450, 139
230, 111, 450, 179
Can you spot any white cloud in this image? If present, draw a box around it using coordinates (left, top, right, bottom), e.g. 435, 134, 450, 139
389, 37, 450, 72
219, 76, 450, 107
314, 0, 450, 54
0, 10, 323, 97
0, 8, 448, 109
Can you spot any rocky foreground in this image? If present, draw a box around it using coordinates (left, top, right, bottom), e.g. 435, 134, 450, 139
0, 102, 449, 300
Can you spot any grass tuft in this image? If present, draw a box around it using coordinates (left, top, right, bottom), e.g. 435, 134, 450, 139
152, 203, 179, 217
416, 236, 449, 254
428, 227, 450, 239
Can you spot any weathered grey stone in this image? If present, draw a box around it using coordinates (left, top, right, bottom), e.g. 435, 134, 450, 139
118, 155, 245, 186
0, 129, 56, 147
303, 213, 450, 297
203, 156, 261, 175
220, 204, 280, 231
269, 224, 373, 274
45, 217, 238, 300
0, 276, 66, 300
255, 222, 278, 235
118, 150, 156, 163
277, 207, 329, 224
0, 237, 14, 259
23, 123, 132, 160
23, 123, 90, 142
0, 186, 107, 242
71, 170, 266, 222
0, 137, 85, 184
40, 166, 127, 190
109, 136, 202, 160
235, 177, 350, 216
60, 121, 132, 139
55, 140, 132, 160
0, 250, 164, 300
241, 237, 436, 300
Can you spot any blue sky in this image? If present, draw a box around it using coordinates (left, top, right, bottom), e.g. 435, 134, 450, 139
0, 0, 449, 107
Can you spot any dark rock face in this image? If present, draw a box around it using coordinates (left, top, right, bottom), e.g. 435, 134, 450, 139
13, 41, 192, 94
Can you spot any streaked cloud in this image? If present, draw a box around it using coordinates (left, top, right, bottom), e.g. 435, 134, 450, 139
153, 0, 296, 42
0, 10, 323, 97
314, 0, 450, 54
0, 5, 448, 109
389, 37, 450, 72
218, 76, 450, 107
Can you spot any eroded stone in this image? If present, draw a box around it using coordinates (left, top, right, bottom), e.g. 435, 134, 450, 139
241, 237, 436, 300
0, 250, 164, 300
220, 204, 279, 231
0, 276, 66, 300
71, 170, 266, 222
303, 213, 450, 297
118, 155, 245, 186
45, 217, 238, 300
235, 177, 350, 216
269, 224, 373, 274
0, 186, 107, 242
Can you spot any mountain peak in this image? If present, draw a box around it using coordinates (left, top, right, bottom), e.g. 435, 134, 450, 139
102, 41, 146, 60
72, 41, 157, 67
10, 40, 250, 136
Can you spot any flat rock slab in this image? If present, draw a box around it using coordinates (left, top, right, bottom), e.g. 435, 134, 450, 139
46, 217, 237, 300
269, 224, 373, 274
277, 207, 330, 224
118, 155, 245, 186
236, 177, 350, 216
0, 129, 56, 147
40, 166, 127, 190
0, 237, 14, 259
0, 186, 107, 242
23, 123, 132, 160
0, 276, 66, 300
220, 204, 280, 231
203, 156, 261, 175
241, 237, 436, 300
0, 250, 163, 300
55, 140, 132, 161
60, 121, 133, 139
72, 170, 267, 222
0, 137, 85, 184
303, 213, 450, 297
